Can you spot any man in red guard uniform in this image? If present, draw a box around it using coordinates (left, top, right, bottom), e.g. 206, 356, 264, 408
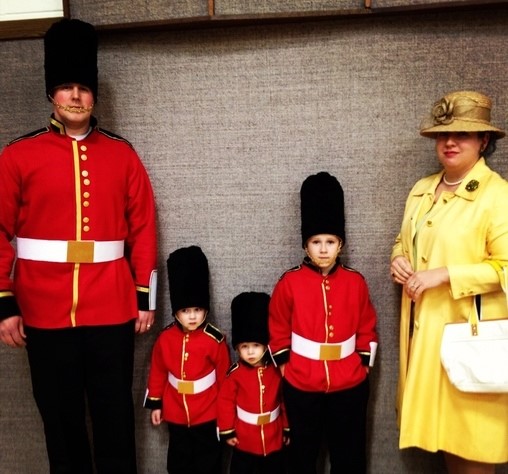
218, 291, 290, 474
144, 246, 230, 474
269, 172, 378, 474
0, 19, 157, 474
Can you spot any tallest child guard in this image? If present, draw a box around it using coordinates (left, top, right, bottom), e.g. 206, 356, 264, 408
269, 171, 378, 474
0, 19, 157, 473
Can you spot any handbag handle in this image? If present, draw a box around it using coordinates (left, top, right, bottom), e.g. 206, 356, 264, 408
472, 265, 508, 335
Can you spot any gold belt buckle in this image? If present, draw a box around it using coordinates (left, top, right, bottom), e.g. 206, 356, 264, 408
257, 413, 271, 425
177, 380, 195, 394
67, 241, 94, 263
319, 344, 341, 360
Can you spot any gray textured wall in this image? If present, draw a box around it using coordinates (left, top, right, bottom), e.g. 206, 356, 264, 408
1, 6, 508, 474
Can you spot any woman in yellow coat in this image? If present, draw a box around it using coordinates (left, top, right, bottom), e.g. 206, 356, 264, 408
391, 90, 508, 474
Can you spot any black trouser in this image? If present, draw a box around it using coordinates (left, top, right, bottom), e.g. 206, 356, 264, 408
167, 420, 222, 474
25, 321, 137, 474
283, 378, 369, 474
230, 447, 286, 474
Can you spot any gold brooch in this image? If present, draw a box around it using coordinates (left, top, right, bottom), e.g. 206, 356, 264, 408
465, 180, 479, 192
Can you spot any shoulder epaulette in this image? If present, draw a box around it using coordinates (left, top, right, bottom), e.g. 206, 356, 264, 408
8, 127, 49, 146
341, 264, 365, 279
96, 128, 134, 148
279, 265, 301, 280
226, 362, 240, 376
162, 321, 176, 331
204, 322, 225, 343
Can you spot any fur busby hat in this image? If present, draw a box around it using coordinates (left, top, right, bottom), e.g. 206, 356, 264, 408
167, 246, 210, 315
231, 292, 270, 348
300, 171, 345, 247
44, 19, 98, 102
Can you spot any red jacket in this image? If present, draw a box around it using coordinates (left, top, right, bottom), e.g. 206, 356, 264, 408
145, 321, 231, 426
269, 261, 378, 392
217, 360, 288, 456
0, 116, 157, 327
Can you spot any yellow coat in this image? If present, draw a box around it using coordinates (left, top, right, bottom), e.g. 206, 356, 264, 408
392, 158, 508, 463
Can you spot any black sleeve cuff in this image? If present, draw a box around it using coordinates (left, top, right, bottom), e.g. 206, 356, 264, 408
143, 397, 162, 410
358, 352, 370, 366
0, 294, 21, 320
272, 348, 290, 367
219, 429, 237, 442
136, 288, 150, 311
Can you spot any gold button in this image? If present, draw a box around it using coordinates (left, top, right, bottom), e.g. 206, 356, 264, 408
329, 325, 334, 330
325, 286, 330, 291
80, 154, 87, 161
83, 201, 90, 207
83, 226, 90, 232
83, 179, 90, 185
329, 332, 334, 338
80, 145, 87, 151
83, 217, 90, 223
83, 192, 90, 198
81, 170, 89, 177
426, 220, 432, 226
328, 304, 332, 309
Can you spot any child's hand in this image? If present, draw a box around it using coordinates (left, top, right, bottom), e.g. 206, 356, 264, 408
151, 409, 162, 426
279, 364, 286, 377
226, 437, 239, 447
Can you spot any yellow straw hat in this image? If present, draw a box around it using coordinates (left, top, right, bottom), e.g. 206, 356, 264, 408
420, 90, 505, 139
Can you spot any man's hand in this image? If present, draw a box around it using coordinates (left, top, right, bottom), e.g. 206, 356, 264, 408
135, 310, 155, 334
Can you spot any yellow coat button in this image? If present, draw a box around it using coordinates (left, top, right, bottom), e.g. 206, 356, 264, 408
83, 179, 90, 186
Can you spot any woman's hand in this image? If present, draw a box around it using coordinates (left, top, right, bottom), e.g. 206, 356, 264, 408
391, 256, 414, 284
404, 267, 450, 301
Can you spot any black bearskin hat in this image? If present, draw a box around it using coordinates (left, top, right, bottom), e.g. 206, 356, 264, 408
231, 292, 270, 348
167, 246, 210, 315
300, 171, 345, 247
44, 19, 98, 102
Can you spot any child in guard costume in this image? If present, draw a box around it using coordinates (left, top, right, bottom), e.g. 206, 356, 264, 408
218, 292, 289, 474
269, 172, 378, 474
144, 246, 231, 474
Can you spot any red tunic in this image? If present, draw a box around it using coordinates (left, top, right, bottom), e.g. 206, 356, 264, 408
0, 117, 157, 327
217, 361, 288, 456
145, 321, 231, 426
269, 261, 378, 393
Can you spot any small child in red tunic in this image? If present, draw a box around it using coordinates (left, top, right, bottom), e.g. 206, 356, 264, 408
218, 292, 289, 474
144, 246, 231, 474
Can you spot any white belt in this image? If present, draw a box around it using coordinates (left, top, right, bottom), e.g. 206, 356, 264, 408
236, 405, 280, 426
17, 237, 124, 264
291, 332, 356, 361
168, 370, 216, 395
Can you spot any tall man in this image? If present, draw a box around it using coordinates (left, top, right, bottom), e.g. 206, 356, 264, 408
0, 19, 157, 473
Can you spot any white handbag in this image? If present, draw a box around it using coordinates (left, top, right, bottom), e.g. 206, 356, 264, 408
440, 266, 508, 393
